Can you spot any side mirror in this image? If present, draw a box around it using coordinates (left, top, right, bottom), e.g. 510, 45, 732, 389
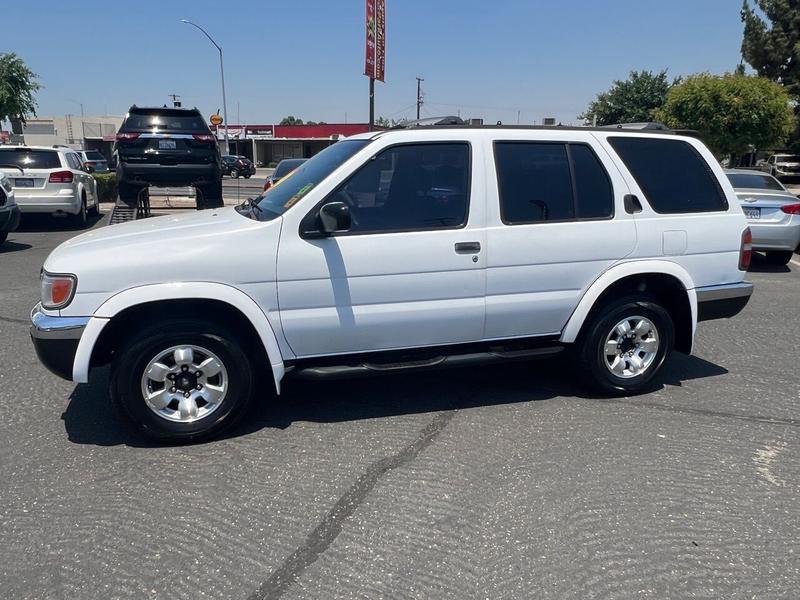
319, 201, 351, 234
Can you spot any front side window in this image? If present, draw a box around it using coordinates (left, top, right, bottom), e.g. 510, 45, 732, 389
322, 142, 470, 234
609, 137, 727, 213
494, 142, 613, 224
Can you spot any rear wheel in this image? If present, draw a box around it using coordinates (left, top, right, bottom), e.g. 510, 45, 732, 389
244, 174, 252, 179
765, 250, 793, 266
0, 232, 7, 245
110, 319, 255, 442
577, 295, 674, 396
72, 194, 88, 228
196, 180, 223, 210
118, 180, 142, 203
230, 168, 239, 179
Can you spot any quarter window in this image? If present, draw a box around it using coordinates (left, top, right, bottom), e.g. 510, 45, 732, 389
325, 143, 470, 234
608, 137, 727, 213
494, 142, 613, 224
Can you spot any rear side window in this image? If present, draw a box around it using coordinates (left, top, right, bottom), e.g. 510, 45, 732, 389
609, 137, 727, 213
0, 149, 61, 169
494, 142, 613, 224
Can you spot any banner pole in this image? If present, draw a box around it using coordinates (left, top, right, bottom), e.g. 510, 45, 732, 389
369, 77, 375, 131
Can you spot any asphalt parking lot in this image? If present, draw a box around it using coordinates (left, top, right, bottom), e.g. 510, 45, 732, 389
1, 215, 799, 599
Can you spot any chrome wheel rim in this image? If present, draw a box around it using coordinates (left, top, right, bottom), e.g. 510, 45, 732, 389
140, 344, 228, 423
603, 316, 660, 379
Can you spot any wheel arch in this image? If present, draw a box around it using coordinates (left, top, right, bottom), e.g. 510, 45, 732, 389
73, 283, 286, 392
560, 261, 697, 354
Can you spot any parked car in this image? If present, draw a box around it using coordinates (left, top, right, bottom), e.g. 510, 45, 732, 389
31, 123, 753, 442
0, 173, 20, 245
0, 146, 99, 227
221, 155, 256, 179
77, 150, 110, 173
726, 169, 800, 265
114, 105, 223, 209
761, 154, 800, 181
263, 158, 306, 192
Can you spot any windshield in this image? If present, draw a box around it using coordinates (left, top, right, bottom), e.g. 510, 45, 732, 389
274, 159, 305, 178
727, 173, 785, 191
775, 155, 800, 162
246, 140, 370, 221
0, 149, 61, 169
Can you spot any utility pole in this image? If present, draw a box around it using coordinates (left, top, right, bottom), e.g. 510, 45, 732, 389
168, 94, 181, 108
416, 77, 424, 120
369, 78, 375, 131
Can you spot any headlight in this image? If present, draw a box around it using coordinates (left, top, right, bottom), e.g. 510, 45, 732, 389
41, 272, 77, 309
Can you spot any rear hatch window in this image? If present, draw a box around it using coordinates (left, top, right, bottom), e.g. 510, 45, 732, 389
0, 149, 61, 169
121, 109, 209, 132
84, 151, 106, 161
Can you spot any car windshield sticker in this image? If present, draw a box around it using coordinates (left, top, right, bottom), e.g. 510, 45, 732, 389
284, 183, 315, 209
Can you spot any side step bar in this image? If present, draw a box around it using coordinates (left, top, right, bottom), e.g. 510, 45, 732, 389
290, 346, 564, 380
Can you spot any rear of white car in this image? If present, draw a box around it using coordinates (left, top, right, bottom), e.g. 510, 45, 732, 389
0, 146, 98, 226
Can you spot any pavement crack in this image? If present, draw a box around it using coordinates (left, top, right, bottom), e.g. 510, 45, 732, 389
598, 397, 800, 428
0, 315, 29, 325
247, 410, 455, 600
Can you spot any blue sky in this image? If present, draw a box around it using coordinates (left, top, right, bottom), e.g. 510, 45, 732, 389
4, 0, 747, 125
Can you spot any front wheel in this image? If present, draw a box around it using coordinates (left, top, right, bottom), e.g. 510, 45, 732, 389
577, 296, 674, 396
765, 250, 793, 266
110, 319, 255, 442
230, 168, 239, 179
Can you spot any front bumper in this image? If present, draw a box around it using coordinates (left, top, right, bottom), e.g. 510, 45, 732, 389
696, 282, 754, 322
30, 304, 90, 380
0, 204, 21, 233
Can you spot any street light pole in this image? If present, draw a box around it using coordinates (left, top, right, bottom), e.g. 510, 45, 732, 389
181, 19, 229, 152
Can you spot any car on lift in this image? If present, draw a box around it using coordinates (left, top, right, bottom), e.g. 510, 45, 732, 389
114, 106, 223, 209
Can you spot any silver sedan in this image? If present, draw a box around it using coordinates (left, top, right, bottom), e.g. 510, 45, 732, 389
726, 169, 800, 266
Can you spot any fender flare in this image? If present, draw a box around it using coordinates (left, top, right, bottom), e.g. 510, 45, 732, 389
559, 260, 698, 344
72, 282, 286, 392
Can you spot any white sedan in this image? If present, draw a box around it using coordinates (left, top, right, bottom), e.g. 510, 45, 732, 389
0, 145, 100, 227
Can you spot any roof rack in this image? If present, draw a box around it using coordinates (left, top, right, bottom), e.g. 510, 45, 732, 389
599, 122, 672, 131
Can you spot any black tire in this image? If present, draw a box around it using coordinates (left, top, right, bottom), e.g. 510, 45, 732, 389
110, 319, 255, 442
244, 174, 252, 179
577, 295, 674, 396
765, 250, 793, 266
0, 231, 7, 245
230, 168, 239, 179
196, 180, 223, 210
118, 180, 142, 204
72, 195, 88, 229
89, 196, 101, 216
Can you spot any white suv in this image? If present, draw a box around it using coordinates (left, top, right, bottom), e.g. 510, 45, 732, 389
30, 124, 753, 441
0, 145, 99, 227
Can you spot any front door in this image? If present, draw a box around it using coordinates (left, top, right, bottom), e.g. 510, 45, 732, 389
277, 140, 486, 357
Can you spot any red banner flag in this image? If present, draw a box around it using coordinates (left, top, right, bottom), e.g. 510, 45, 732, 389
364, 0, 385, 82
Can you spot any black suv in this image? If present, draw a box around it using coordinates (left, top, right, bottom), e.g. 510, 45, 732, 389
221, 155, 256, 178
114, 106, 223, 208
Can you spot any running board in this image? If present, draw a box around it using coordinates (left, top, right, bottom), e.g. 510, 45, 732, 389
290, 346, 564, 380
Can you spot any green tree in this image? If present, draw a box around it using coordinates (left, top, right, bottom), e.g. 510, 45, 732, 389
0, 53, 41, 131
375, 116, 401, 128
279, 116, 303, 126
741, 1, 800, 96
579, 70, 678, 126
655, 73, 795, 159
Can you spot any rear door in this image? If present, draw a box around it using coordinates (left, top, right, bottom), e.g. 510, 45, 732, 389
483, 131, 637, 339
277, 138, 487, 357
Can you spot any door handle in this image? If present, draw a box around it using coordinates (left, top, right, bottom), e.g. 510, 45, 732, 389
455, 241, 481, 254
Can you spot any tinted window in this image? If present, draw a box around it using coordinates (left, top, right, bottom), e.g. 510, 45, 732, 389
84, 151, 105, 161
122, 109, 208, 132
0, 149, 61, 169
324, 143, 470, 233
249, 140, 370, 221
609, 137, 727, 213
274, 159, 305, 177
66, 153, 82, 169
727, 173, 784, 191
571, 144, 613, 218
495, 143, 574, 223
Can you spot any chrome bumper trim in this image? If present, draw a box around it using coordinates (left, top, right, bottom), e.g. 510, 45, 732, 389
695, 282, 754, 303
30, 303, 90, 340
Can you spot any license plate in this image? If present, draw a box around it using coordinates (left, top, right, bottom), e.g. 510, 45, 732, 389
743, 207, 761, 219
15, 178, 34, 188
158, 139, 177, 150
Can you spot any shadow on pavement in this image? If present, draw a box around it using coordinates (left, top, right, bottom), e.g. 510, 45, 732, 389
746, 252, 792, 274
62, 353, 728, 448
0, 240, 32, 253
16, 212, 104, 233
